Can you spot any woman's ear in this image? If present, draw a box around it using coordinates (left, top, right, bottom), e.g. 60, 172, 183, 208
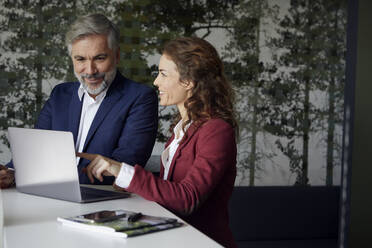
182, 80, 195, 90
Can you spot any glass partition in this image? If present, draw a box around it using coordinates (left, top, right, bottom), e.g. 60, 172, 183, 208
0, 0, 347, 187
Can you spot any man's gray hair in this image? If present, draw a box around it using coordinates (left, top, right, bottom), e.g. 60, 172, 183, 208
65, 13, 120, 55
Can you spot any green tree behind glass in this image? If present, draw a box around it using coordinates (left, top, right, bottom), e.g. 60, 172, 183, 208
316, 0, 347, 185
0, 0, 75, 138
223, 0, 279, 186
265, 0, 346, 185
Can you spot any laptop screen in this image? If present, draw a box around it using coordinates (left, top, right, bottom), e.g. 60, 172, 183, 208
8, 127, 78, 188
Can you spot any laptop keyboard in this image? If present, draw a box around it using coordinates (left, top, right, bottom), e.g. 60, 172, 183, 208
80, 186, 127, 200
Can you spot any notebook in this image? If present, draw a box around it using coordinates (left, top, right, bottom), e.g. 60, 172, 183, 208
7, 127, 130, 203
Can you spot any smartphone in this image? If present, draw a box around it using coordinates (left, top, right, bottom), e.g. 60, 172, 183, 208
73, 210, 128, 223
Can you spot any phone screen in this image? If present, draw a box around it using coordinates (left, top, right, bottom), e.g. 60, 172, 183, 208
78, 210, 127, 223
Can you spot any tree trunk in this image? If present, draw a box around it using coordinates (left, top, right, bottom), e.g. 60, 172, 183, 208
249, 87, 258, 186
301, 77, 310, 185
248, 2, 262, 186
35, 0, 44, 118
326, 5, 340, 186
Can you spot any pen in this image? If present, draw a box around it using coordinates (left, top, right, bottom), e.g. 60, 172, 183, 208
128, 212, 142, 222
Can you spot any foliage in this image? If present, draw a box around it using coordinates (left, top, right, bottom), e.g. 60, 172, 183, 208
317, 0, 347, 185
223, 0, 279, 185
264, 0, 346, 185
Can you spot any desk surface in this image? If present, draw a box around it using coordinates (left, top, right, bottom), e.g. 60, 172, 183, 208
2, 187, 221, 248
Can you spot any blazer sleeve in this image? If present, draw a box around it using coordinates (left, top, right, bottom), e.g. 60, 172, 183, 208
126, 120, 236, 216
111, 87, 158, 166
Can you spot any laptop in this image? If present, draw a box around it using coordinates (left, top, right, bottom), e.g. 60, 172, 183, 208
7, 127, 130, 203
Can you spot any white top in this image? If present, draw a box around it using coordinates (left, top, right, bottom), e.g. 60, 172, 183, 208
115, 120, 191, 188
161, 120, 189, 180
75, 86, 108, 165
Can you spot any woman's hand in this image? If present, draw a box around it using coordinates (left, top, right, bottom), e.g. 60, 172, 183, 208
76, 153, 122, 183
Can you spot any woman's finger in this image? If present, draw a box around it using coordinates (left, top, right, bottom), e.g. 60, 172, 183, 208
86, 160, 99, 183
95, 160, 110, 182
76, 152, 97, 161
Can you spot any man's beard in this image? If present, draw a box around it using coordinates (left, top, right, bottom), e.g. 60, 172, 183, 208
75, 67, 117, 95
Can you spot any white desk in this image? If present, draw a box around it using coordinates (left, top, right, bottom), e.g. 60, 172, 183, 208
1, 189, 4, 248
2, 187, 222, 248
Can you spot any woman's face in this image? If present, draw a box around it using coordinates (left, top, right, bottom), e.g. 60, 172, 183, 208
153, 55, 193, 112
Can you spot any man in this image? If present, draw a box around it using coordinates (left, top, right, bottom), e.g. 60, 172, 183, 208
0, 13, 158, 188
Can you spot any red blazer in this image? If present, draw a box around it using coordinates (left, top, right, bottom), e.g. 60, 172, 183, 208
126, 118, 237, 248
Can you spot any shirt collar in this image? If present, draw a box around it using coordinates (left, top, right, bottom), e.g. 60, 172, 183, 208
173, 120, 192, 140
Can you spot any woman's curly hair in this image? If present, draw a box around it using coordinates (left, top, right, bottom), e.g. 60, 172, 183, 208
162, 37, 238, 136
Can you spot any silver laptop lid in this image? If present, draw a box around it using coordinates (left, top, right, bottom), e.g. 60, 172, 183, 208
8, 127, 82, 202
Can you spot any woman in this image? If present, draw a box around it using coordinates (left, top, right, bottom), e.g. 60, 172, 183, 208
78, 37, 238, 248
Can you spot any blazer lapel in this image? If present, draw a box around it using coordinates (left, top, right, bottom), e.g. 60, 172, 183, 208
83, 74, 122, 150
165, 122, 199, 180
69, 88, 83, 144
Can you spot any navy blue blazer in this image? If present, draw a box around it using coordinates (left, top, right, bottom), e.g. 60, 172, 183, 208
34, 71, 158, 184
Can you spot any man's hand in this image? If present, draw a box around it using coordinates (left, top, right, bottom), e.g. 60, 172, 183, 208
0, 165, 15, 189
76, 153, 122, 184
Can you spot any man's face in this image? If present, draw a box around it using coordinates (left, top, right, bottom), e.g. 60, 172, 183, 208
71, 34, 119, 97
